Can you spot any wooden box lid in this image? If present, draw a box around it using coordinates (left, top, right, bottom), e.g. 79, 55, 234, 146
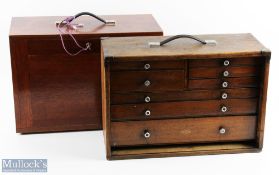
9, 14, 163, 37
102, 33, 270, 62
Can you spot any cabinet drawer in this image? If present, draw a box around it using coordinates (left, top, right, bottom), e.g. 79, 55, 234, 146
111, 116, 257, 147
189, 58, 262, 68
28, 39, 100, 55
111, 88, 258, 104
111, 99, 257, 120
111, 60, 184, 71
189, 77, 259, 90
111, 70, 185, 92
189, 66, 260, 79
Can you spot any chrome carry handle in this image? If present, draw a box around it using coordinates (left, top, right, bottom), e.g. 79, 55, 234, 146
56, 12, 116, 26
149, 34, 217, 47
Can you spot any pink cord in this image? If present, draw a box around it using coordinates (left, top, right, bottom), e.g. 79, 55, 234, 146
57, 16, 91, 56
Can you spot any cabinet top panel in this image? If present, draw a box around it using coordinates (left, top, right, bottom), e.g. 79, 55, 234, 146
10, 14, 163, 37
102, 33, 270, 61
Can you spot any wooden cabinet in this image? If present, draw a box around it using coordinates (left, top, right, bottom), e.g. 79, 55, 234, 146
9, 15, 163, 133
101, 34, 270, 160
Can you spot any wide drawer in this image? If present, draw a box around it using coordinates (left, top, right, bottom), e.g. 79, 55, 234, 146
189, 66, 260, 79
111, 99, 257, 120
110, 116, 257, 147
111, 60, 184, 71
111, 70, 185, 92
189, 58, 262, 68
111, 88, 258, 104
188, 77, 259, 90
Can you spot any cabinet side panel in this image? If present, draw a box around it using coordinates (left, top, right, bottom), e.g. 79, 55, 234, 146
101, 49, 112, 159
257, 55, 271, 148
10, 37, 32, 131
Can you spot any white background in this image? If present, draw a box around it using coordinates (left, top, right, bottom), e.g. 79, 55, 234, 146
0, 0, 278, 174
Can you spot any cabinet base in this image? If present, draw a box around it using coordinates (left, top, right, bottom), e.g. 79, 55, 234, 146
109, 142, 260, 160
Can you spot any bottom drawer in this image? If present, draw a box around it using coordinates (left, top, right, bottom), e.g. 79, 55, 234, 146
111, 116, 256, 147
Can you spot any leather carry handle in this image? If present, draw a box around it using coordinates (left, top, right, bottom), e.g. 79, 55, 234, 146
149, 34, 217, 47
56, 12, 116, 56
56, 12, 116, 26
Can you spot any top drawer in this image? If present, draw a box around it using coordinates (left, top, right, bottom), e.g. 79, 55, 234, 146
111, 70, 185, 92
28, 39, 100, 55
189, 57, 262, 68
110, 60, 184, 71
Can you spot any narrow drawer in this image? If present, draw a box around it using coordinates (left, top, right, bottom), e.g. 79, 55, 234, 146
111, 88, 258, 104
188, 77, 259, 90
111, 60, 184, 71
189, 58, 262, 68
111, 116, 257, 147
111, 99, 257, 121
189, 66, 260, 79
111, 70, 185, 92
28, 39, 100, 55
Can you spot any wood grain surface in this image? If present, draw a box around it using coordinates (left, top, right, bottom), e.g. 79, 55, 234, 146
102, 34, 268, 61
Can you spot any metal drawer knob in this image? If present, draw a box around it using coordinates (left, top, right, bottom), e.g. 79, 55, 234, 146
221, 106, 228, 113
144, 80, 151, 87
219, 127, 226, 134
224, 60, 230, 66
145, 110, 151, 116
222, 81, 228, 88
221, 92, 228, 99
144, 130, 151, 138
223, 70, 229, 77
144, 63, 151, 70
145, 96, 151, 103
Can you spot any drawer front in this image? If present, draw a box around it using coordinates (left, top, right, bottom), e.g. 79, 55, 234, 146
111, 99, 257, 120
189, 58, 262, 68
111, 70, 185, 92
189, 77, 259, 90
111, 116, 257, 147
28, 39, 100, 55
111, 88, 258, 104
111, 60, 184, 71
189, 66, 260, 79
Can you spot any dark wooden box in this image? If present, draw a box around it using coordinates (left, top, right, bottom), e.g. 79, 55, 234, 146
9, 14, 163, 133
101, 33, 270, 160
